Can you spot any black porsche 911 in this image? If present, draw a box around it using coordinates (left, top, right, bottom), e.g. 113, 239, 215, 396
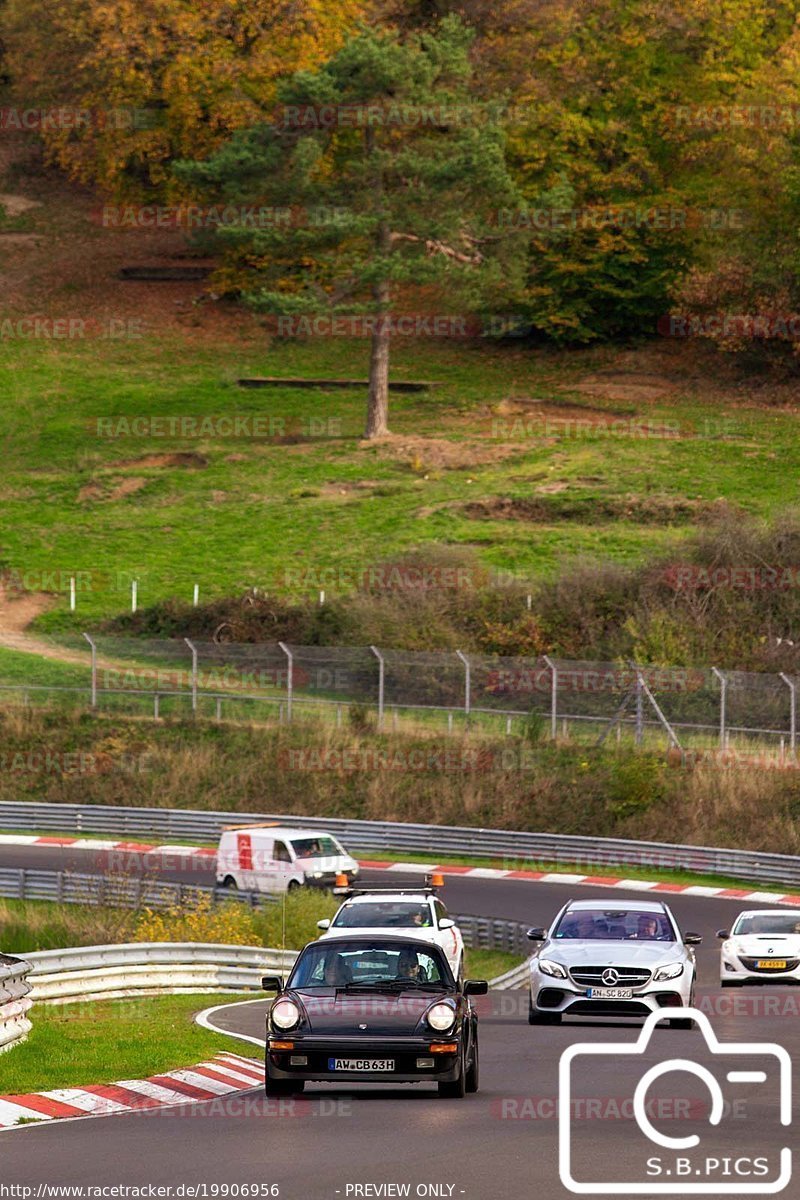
261, 933, 487, 1098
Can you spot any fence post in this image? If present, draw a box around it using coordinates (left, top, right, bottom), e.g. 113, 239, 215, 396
184, 637, 198, 714
635, 672, 644, 745
370, 646, 385, 729
780, 673, 796, 757
278, 642, 293, 722
543, 655, 557, 739
82, 632, 97, 708
455, 650, 471, 719
712, 667, 727, 751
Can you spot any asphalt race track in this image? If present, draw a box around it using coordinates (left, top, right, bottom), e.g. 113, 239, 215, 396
2, 840, 799, 1198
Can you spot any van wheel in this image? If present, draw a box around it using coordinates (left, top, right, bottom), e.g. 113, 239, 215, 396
221, 876, 238, 890
287, 880, 301, 892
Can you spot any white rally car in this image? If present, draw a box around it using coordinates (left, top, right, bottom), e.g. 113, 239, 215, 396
317, 887, 465, 982
718, 909, 800, 986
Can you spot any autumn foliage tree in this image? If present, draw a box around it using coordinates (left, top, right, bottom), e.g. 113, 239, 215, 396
1, 0, 366, 196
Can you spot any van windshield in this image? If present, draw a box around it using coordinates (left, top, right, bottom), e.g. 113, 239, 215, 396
291, 836, 341, 859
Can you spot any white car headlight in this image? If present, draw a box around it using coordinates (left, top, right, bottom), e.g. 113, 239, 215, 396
271, 999, 301, 1030
654, 962, 684, 982
427, 1002, 457, 1032
538, 958, 568, 980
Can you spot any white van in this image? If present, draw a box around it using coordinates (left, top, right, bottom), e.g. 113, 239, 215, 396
215, 824, 360, 894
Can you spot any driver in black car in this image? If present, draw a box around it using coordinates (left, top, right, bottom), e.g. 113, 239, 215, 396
397, 948, 426, 981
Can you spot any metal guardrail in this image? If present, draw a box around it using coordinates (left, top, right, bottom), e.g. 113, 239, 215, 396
22, 943, 298, 1004
19, 939, 525, 1005
0, 954, 32, 1051
1, 800, 798, 889
0, 867, 277, 911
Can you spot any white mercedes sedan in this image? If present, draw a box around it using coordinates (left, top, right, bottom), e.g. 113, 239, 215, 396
527, 899, 701, 1029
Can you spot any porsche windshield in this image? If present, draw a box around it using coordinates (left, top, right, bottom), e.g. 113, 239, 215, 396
553, 909, 676, 942
289, 941, 451, 988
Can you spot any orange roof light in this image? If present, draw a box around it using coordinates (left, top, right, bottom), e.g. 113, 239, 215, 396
430, 872, 445, 888
335, 873, 350, 887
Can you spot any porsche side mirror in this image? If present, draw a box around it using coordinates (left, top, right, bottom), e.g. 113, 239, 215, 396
526, 927, 547, 941
317, 919, 331, 930
463, 979, 489, 996
716, 929, 729, 940
261, 975, 283, 992
438, 918, 455, 930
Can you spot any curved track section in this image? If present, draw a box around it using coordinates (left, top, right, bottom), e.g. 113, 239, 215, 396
2, 840, 799, 1197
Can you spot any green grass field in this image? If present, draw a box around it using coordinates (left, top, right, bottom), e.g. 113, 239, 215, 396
1, 332, 795, 631
0, 994, 239, 1096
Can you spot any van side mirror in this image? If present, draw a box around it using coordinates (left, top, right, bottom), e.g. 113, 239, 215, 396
526, 927, 547, 941
261, 975, 283, 992
716, 930, 729, 940
684, 933, 702, 946
317, 919, 331, 931
438, 918, 455, 930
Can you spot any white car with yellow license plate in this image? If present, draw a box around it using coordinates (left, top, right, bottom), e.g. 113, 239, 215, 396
718, 909, 800, 986
527, 899, 700, 1029
317, 888, 465, 982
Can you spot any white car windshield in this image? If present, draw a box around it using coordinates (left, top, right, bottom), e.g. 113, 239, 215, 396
553, 908, 675, 942
332, 902, 434, 929
733, 914, 800, 935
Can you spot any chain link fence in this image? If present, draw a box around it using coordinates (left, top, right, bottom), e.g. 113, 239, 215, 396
1, 636, 799, 759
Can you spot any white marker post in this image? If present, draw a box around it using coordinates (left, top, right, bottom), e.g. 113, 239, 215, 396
69, 576, 76, 612
131, 579, 138, 613
193, 583, 199, 607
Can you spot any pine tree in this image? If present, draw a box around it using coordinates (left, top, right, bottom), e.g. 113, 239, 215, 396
177, 16, 521, 437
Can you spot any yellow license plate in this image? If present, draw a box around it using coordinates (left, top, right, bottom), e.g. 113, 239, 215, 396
757, 960, 787, 969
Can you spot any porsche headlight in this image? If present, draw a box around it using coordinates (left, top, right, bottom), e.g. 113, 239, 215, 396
427, 1002, 457, 1032
271, 999, 301, 1030
654, 962, 684, 982
538, 958, 568, 980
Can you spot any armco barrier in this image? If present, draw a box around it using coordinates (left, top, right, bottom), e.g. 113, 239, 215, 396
0, 954, 33, 1051
21, 940, 526, 1004
23, 943, 299, 1005
0, 868, 277, 910
0, 800, 798, 888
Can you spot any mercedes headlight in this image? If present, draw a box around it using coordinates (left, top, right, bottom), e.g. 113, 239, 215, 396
426, 1002, 457, 1032
654, 962, 684, 982
271, 999, 301, 1029
538, 959, 568, 980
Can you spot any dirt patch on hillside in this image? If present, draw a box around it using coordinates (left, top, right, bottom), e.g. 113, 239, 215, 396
113, 452, 208, 470
363, 434, 528, 470
571, 372, 678, 403
463, 494, 734, 525
0, 583, 54, 632
79, 476, 148, 502
0, 193, 41, 217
